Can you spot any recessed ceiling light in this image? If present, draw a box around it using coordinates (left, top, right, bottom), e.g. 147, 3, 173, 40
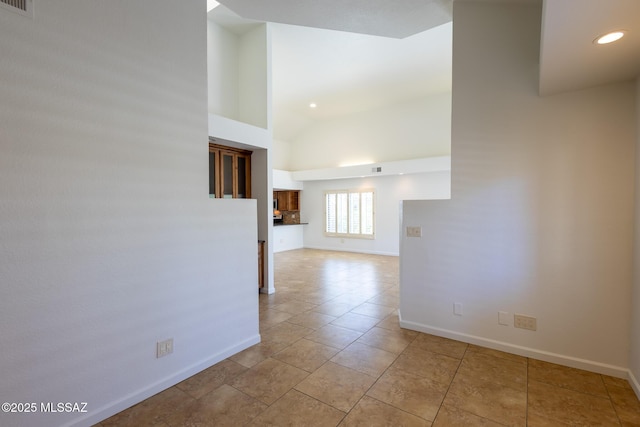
594, 31, 626, 45
309, 103, 317, 108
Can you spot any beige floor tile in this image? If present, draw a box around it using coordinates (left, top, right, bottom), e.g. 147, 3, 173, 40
410, 333, 468, 359
344, 288, 384, 300
367, 368, 448, 421
295, 361, 377, 412
297, 290, 345, 305
305, 324, 364, 349
391, 346, 460, 386
366, 292, 399, 308
249, 389, 345, 427
465, 344, 527, 364
356, 326, 416, 355
287, 311, 338, 329
349, 302, 396, 319
525, 412, 573, 426
258, 293, 294, 307
443, 373, 526, 426
313, 301, 358, 317
456, 350, 527, 391
229, 340, 289, 368
339, 396, 431, 427
261, 321, 314, 346
271, 300, 317, 315
100, 387, 193, 427
603, 375, 635, 391
606, 381, 640, 426
331, 342, 398, 377
175, 359, 247, 399
527, 379, 620, 426
272, 338, 340, 372
230, 358, 308, 405
375, 314, 403, 331
329, 293, 371, 307
331, 312, 381, 333
528, 359, 608, 397
165, 384, 267, 427
259, 308, 294, 331
432, 405, 505, 426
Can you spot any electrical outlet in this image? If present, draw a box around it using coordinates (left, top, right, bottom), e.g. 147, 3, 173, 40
156, 338, 173, 358
514, 314, 536, 331
498, 311, 509, 326
406, 226, 422, 238
453, 303, 463, 316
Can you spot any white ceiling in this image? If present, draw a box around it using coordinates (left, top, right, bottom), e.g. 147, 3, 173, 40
271, 22, 453, 141
217, 0, 452, 39
539, 0, 640, 95
212, 0, 640, 141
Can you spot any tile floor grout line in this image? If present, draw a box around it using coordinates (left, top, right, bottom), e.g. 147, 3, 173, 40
429, 342, 468, 425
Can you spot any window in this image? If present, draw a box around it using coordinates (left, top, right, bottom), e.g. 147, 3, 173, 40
325, 189, 375, 238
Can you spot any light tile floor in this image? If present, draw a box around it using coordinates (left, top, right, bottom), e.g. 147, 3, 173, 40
99, 249, 640, 426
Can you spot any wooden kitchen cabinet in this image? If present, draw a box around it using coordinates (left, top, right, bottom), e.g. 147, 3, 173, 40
209, 142, 251, 199
258, 240, 264, 289
274, 190, 299, 211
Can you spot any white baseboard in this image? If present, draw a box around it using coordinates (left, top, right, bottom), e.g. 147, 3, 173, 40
70, 334, 261, 427
398, 313, 629, 379
303, 245, 399, 257
629, 369, 640, 399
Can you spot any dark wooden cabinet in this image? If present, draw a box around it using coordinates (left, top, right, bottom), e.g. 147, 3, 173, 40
258, 240, 265, 289
274, 190, 299, 211
209, 142, 251, 199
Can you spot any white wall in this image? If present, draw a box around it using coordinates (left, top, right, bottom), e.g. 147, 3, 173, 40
290, 93, 451, 170
273, 169, 304, 190
208, 19, 239, 119
303, 172, 451, 256
238, 24, 269, 129
631, 76, 640, 392
207, 20, 274, 294
0, 2, 259, 426
273, 139, 293, 170
400, 2, 635, 376
274, 225, 306, 253
207, 20, 269, 129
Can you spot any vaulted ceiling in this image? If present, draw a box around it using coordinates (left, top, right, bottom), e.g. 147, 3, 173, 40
217, 0, 452, 39
212, 0, 640, 141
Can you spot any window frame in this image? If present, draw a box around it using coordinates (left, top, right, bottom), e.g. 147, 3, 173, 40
324, 189, 375, 239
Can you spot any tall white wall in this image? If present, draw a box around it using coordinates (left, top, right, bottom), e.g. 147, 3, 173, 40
238, 24, 269, 129
631, 76, 640, 392
400, 2, 635, 376
273, 139, 293, 170
207, 20, 269, 129
290, 93, 451, 170
0, 2, 259, 426
303, 172, 450, 256
208, 19, 239, 119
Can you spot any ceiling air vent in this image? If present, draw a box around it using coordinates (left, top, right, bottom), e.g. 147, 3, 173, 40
0, 0, 33, 18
